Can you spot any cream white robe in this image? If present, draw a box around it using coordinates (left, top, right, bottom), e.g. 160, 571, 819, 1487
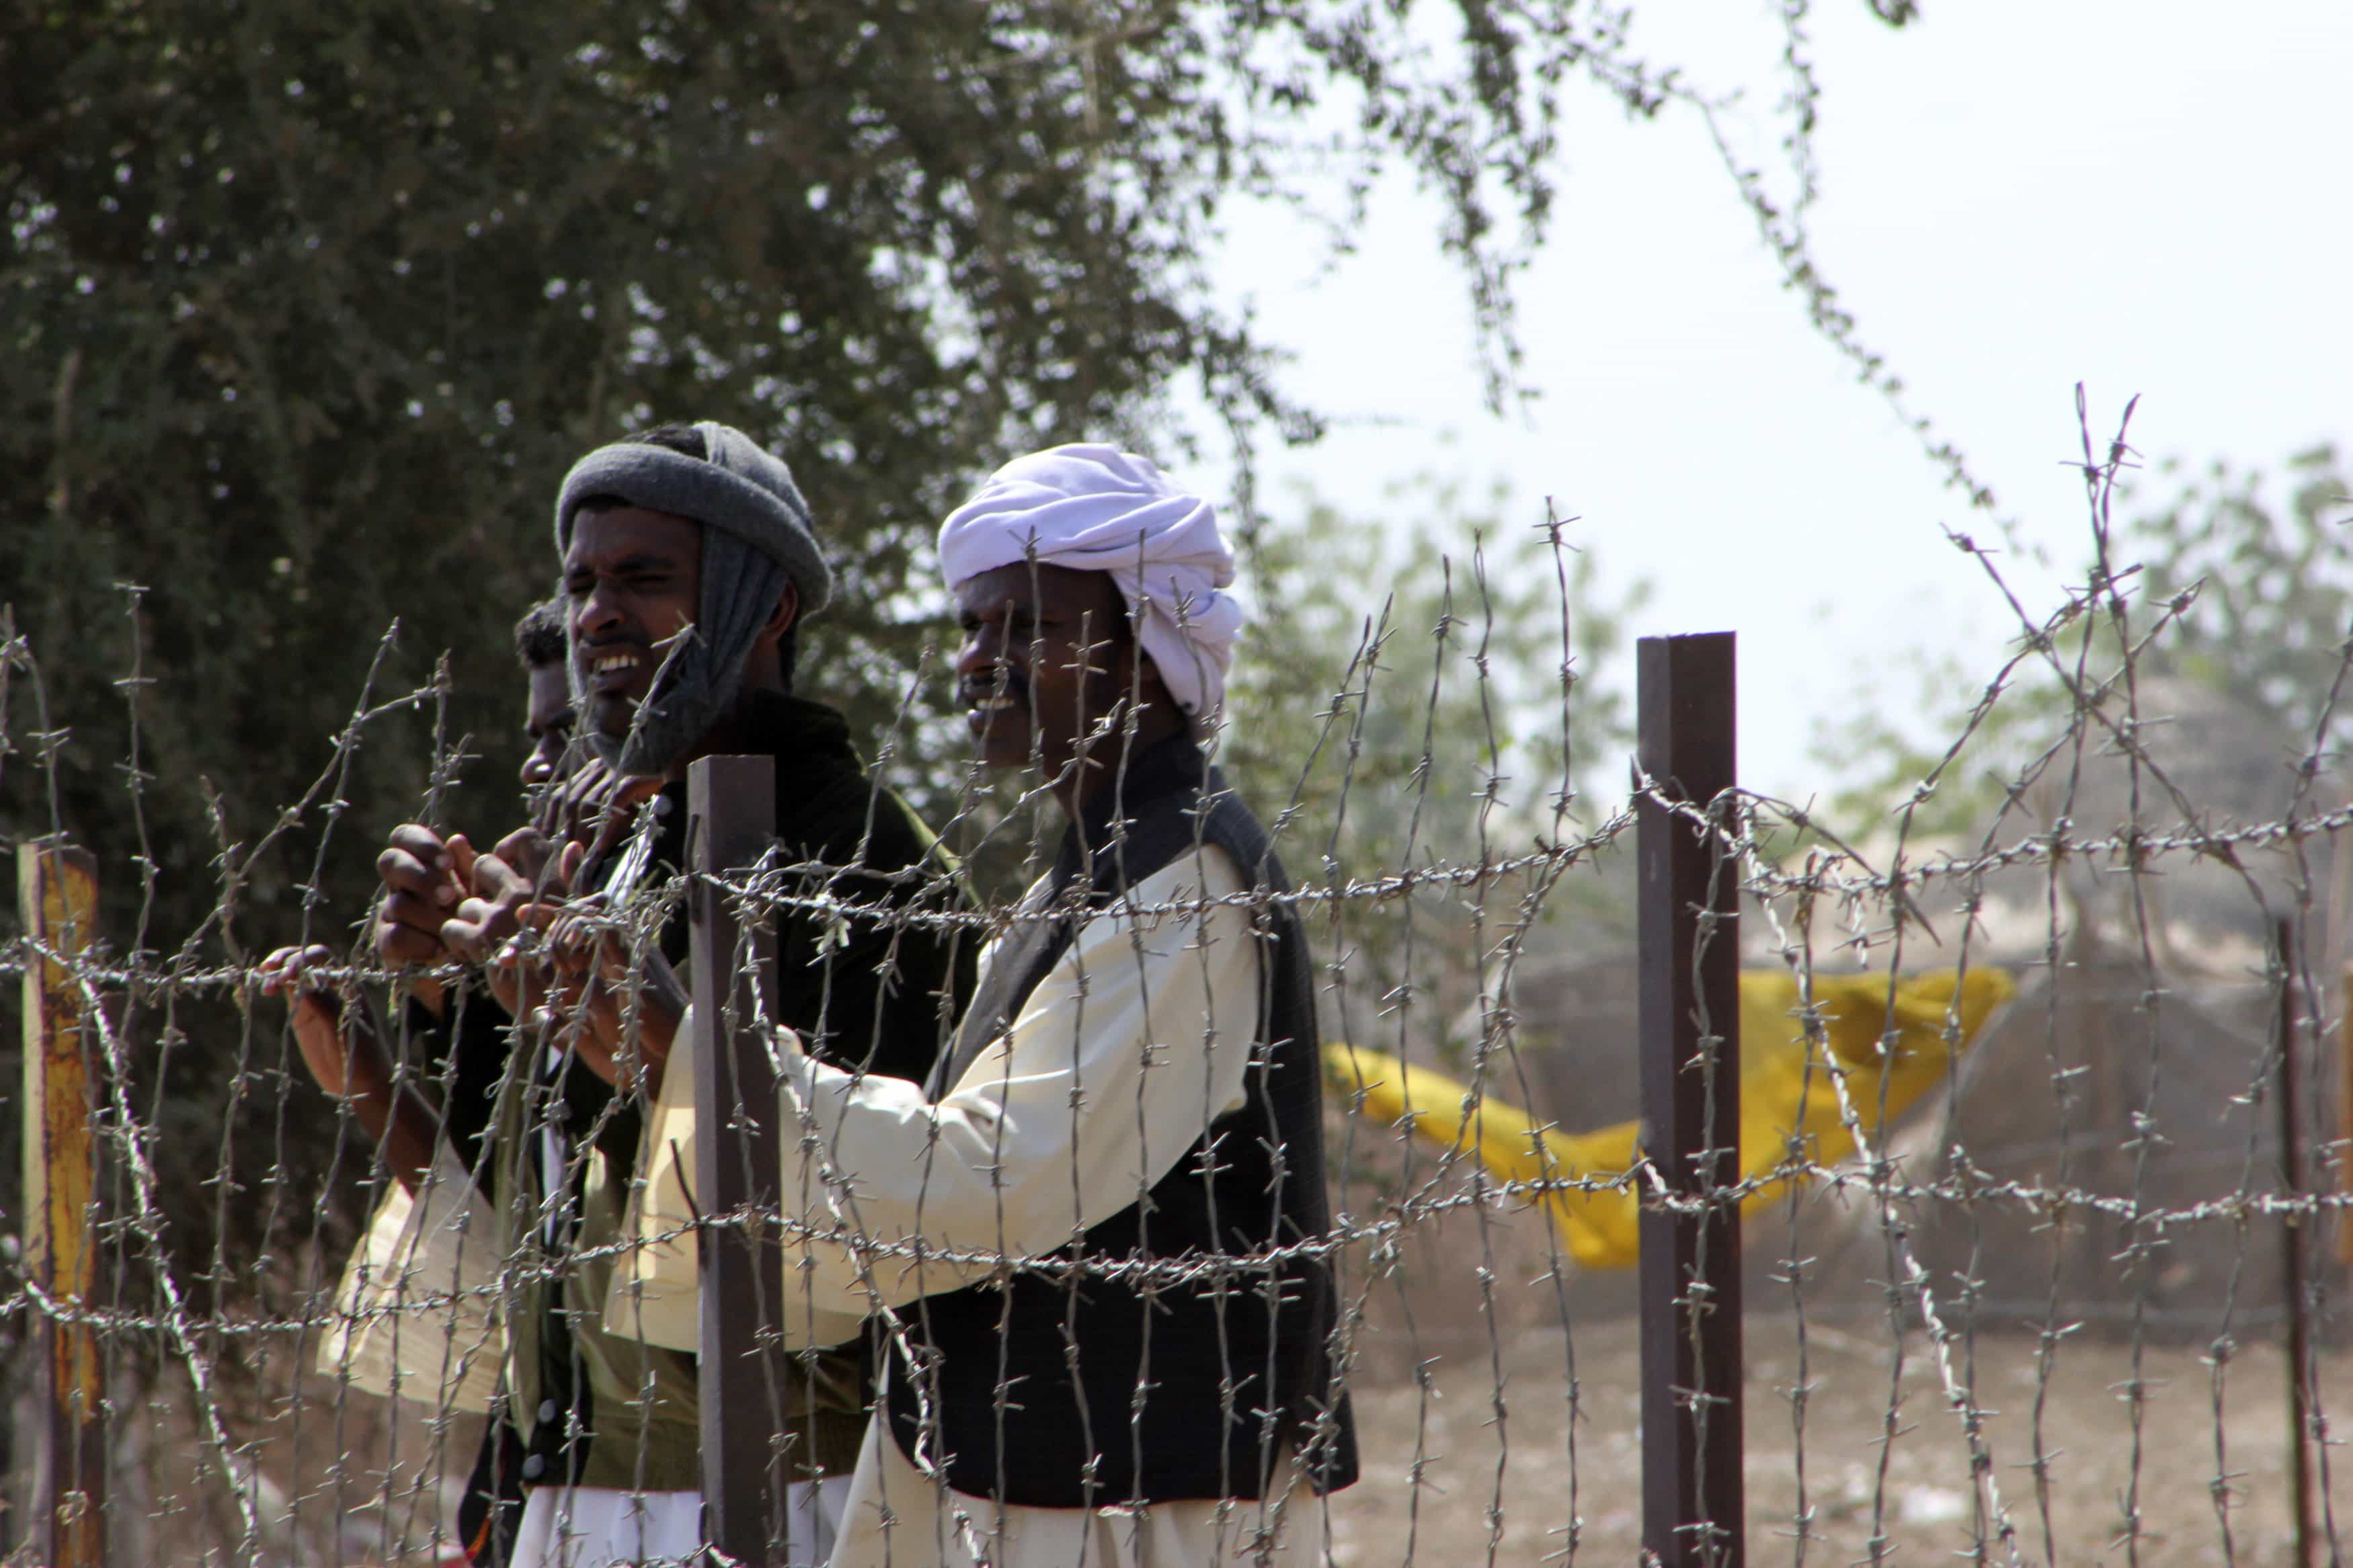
318, 1145, 508, 1414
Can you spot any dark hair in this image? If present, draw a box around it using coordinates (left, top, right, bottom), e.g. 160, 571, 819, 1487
573, 420, 799, 688
513, 597, 569, 669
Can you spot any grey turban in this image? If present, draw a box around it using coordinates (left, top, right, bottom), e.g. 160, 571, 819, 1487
552, 421, 832, 773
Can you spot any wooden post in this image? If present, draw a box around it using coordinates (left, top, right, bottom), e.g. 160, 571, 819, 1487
2276, 922, 2312, 1568
2339, 962, 2352, 1270
18, 842, 106, 1568
688, 756, 789, 1565
1636, 633, 1745, 1568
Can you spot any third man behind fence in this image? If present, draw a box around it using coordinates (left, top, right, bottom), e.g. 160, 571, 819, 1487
747, 445, 1359, 1566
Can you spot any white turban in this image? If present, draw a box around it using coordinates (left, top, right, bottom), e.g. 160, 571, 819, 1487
936, 444, 1245, 718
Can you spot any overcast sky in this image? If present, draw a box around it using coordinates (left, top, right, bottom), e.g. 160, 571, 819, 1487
1196, 0, 2351, 799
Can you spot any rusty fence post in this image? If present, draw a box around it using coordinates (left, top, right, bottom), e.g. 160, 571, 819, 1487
2339, 960, 2352, 1271
1636, 633, 1744, 1568
2276, 920, 2313, 1568
688, 755, 791, 1565
18, 841, 106, 1568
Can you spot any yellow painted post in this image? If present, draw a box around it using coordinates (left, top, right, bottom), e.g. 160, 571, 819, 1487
2341, 964, 2352, 1270
19, 842, 106, 1568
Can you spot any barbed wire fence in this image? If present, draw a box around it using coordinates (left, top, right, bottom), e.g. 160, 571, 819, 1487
1, 407, 2348, 1567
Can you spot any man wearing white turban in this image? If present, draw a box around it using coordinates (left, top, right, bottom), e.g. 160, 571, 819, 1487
933, 443, 1246, 720
758, 445, 1359, 1567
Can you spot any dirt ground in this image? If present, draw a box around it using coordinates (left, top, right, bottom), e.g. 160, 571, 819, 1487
1308, 1083, 2350, 1568
114, 1307, 2345, 1568
1310, 1311, 2344, 1568
100, 1195, 2346, 1567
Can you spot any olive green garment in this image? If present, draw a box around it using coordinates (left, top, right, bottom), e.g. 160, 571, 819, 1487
460, 692, 974, 1488
488, 1057, 868, 1488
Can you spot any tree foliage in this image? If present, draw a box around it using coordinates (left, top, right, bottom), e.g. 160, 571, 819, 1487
0, 0, 1927, 1332
1811, 444, 2353, 841
0, 0, 1693, 942
1224, 475, 1646, 1038
0, 0, 1702, 1305
2128, 444, 2353, 739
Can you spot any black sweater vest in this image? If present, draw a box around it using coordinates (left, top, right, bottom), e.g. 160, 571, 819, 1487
883, 738, 1359, 1506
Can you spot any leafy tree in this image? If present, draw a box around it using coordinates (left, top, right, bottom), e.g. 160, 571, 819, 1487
1224, 474, 1646, 1052
2128, 444, 2353, 739
1810, 443, 2353, 843
0, 0, 1724, 907
0, 0, 1921, 1390
0, 0, 1685, 1301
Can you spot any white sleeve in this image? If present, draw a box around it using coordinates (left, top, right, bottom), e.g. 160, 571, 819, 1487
772, 843, 1261, 1317
317, 1144, 509, 1412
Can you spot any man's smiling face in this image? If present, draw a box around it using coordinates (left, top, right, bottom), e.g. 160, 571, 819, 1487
953, 563, 1143, 785
563, 505, 703, 745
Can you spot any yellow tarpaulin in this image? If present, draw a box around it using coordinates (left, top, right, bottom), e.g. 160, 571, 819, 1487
1325, 966, 2016, 1269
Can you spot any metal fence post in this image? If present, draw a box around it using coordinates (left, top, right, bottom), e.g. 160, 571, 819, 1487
18, 841, 106, 1568
1636, 632, 1744, 1568
688, 755, 788, 1565
2339, 961, 2352, 1270
2276, 920, 2313, 1568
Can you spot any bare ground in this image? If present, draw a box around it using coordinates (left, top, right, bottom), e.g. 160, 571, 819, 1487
1306, 1176, 2347, 1568
99, 1198, 2346, 1567
1312, 1311, 2344, 1568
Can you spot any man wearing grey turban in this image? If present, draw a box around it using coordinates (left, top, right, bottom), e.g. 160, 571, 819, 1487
348, 423, 973, 1567
552, 419, 837, 776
